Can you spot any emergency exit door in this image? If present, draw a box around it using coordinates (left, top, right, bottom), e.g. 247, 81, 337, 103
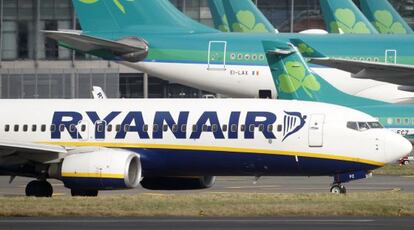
208, 41, 227, 70
308, 114, 325, 147
385, 50, 397, 64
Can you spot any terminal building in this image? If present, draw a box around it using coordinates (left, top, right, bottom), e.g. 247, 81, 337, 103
1, 0, 413, 99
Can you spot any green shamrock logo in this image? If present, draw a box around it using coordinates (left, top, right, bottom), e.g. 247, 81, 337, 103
297, 43, 314, 56
278, 61, 321, 98
330, 8, 371, 34
373, 10, 407, 34
79, 0, 135, 14
232, 10, 268, 32
218, 15, 230, 32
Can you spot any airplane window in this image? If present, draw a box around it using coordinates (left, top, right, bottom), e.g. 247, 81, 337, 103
50, 125, 56, 132
124, 125, 130, 132
81, 125, 86, 132
4, 125, 10, 132
14, 125, 19, 132
59, 124, 65, 132
396, 118, 401, 124
259, 124, 264, 132
222, 125, 228, 132
172, 124, 178, 133
143, 124, 149, 132
404, 118, 409, 124
358, 122, 370, 131
212, 124, 218, 132
153, 124, 159, 132
230, 124, 237, 132
41, 125, 46, 132
23, 125, 28, 132
368, 122, 383, 129
97, 124, 104, 133
116, 125, 121, 132
32, 125, 37, 132
202, 124, 208, 132
68, 124, 76, 132
240, 125, 245, 132
192, 125, 197, 132
249, 124, 255, 132
107, 124, 113, 132
347, 122, 358, 131
277, 125, 282, 132
162, 124, 168, 132
181, 124, 187, 132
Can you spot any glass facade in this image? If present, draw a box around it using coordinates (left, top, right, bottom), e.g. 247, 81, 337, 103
1, 0, 414, 99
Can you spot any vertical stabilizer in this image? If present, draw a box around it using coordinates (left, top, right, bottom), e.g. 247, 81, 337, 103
360, 0, 413, 34
208, 0, 230, 32
320, 0, 378, 34
216, 0, 276, 33
72, 0, 216, 33
261, 40, 384, 107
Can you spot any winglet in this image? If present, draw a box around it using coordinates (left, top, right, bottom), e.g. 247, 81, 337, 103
289, 39, 326, 58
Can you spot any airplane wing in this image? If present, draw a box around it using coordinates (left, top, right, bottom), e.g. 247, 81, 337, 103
43, 30, 149, 62
0, 140, 67, 164
309, 58, 414, 87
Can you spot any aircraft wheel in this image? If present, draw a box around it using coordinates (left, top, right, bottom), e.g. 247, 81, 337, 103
71, 189, 99, 197
25, 180, 53, 197
330, 184, 346, 194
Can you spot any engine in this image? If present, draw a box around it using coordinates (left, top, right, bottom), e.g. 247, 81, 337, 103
49, 149, 141, 190
140, 176, 216, 190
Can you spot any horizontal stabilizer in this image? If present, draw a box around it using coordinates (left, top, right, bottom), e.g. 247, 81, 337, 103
44, 30, 149, 62
310, 58, 414, 86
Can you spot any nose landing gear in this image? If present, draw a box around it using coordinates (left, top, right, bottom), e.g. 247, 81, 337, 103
25, 180, 53, 197
331, 170, 369, 194
330, 183, 347, 194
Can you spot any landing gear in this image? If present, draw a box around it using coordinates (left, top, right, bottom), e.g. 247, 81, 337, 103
25, 180, 53, 197
330, 183, 346, 194
71, 189, 99, 197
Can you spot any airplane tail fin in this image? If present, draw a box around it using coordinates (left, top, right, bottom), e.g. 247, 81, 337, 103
261, 40, 384, 107
359, 0, 413, 34
72, 0, 215, 33
211, 0, 276, 33
208, 0, 230, 32
320, 0, 378, 34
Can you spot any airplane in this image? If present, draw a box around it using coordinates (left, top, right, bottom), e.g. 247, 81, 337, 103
46, 0, 414, 102
0, 98, 410, 197
46, 0, 414, 138
207, 0, 414, 103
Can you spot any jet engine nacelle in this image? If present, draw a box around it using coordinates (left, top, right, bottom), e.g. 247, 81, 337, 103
140, 176, 216, 190
49, 149, 141, 190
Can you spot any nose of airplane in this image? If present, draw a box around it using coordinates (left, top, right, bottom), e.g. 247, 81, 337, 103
384, 132, 413, 163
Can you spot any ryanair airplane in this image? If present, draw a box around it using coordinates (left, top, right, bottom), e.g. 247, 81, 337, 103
0, 99, 410, 197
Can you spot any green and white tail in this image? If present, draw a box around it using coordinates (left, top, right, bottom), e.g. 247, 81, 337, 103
320, 0, 378, 34
359, 0, 413, 34
72, 0, 215, 33
208, 0, 276, 33
262, 40, 385, 107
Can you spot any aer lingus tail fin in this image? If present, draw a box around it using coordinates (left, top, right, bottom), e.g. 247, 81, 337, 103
262, 40, 385, 107
72, 0, 216, 33
360, 0, 413, 34
320, 0, 378, 34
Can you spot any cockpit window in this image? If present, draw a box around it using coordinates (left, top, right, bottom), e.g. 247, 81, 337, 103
347, 122, 358, 130
358, 122, 370, 131
368, 122, 383, 129
347, 121, 383, 131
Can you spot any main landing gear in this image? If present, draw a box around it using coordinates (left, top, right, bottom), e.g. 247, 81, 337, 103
330, 183, 347, 194
25, 180, 53, 197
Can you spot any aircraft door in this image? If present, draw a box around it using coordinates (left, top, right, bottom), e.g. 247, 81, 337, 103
77, 120, 90, 141
94, 120, 107, 141
385, 50, 397, 64
207, 41, 227, 70
308, 114, 325, 147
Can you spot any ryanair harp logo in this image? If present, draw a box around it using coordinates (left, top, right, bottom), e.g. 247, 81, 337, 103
79, 0, 135, 14
282, 111, 307, 141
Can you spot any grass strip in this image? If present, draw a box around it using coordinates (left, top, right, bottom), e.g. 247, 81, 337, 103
0, 191, 413, 217
374, 164, 414, 176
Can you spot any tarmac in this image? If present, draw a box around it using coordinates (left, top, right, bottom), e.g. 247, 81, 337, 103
0, 174, 413, 196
